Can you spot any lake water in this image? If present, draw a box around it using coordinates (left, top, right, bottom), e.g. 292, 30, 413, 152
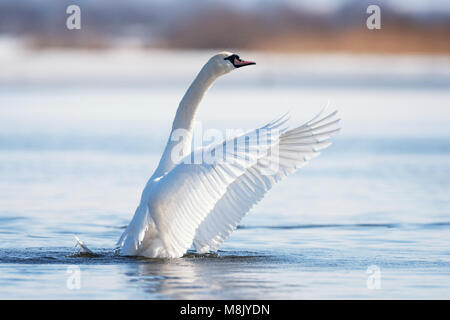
0, 50, 449, 299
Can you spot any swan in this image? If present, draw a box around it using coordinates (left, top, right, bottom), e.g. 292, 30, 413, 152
116, 52, 340, 258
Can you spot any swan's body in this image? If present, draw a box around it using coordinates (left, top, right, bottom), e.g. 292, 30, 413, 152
117, 52, 340, 258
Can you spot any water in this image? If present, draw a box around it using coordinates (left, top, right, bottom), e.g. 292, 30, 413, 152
0, 50, 450, 299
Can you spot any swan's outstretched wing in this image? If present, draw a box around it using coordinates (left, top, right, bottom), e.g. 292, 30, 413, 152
193, 108, 340, 253
147, 116, 289, 258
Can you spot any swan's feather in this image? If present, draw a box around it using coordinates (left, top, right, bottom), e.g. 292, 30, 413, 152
119, 108, 339, 258
122, 115, 289, 258
192, 109, 340, 253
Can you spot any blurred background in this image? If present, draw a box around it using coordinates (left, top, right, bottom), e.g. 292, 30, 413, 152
0, 0, 449, 53
0, 0, 450, 299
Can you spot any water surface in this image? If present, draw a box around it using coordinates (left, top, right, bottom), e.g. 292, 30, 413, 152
0, 52, 449, 299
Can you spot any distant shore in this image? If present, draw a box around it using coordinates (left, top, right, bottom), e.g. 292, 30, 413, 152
2, 0, 448, 56
22, 26, 450, 56
249, 28, 450, 55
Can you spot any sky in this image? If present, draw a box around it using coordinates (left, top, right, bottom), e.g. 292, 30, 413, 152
8, 0, 450, 14
146, 0, 450, 14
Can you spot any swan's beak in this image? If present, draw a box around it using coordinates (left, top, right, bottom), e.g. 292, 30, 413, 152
234, 58, 256, 68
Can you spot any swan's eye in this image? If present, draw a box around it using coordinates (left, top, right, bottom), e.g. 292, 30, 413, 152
224, 54, 238, 63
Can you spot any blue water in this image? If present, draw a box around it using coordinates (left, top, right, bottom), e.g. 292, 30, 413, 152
1, 54, 450, 299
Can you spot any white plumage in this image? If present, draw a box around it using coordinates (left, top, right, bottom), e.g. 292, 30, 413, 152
117, 52, 340, 258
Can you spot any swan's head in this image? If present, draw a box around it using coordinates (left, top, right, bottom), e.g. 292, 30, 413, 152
207, 52, 256, 76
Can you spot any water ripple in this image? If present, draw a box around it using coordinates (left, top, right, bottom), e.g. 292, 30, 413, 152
237, 222, 450, 230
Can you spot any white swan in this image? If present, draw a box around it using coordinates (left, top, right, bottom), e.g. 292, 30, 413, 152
117, 52, 340, 258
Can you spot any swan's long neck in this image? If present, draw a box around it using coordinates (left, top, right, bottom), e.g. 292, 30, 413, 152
152, 63, 219, 178
172, 64, 217, 131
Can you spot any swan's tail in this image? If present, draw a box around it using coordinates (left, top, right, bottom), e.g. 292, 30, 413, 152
74, 235, 94, 255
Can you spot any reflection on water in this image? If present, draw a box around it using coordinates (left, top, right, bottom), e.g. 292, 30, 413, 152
125, 252, 277, 299
129, 257, 213, 299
